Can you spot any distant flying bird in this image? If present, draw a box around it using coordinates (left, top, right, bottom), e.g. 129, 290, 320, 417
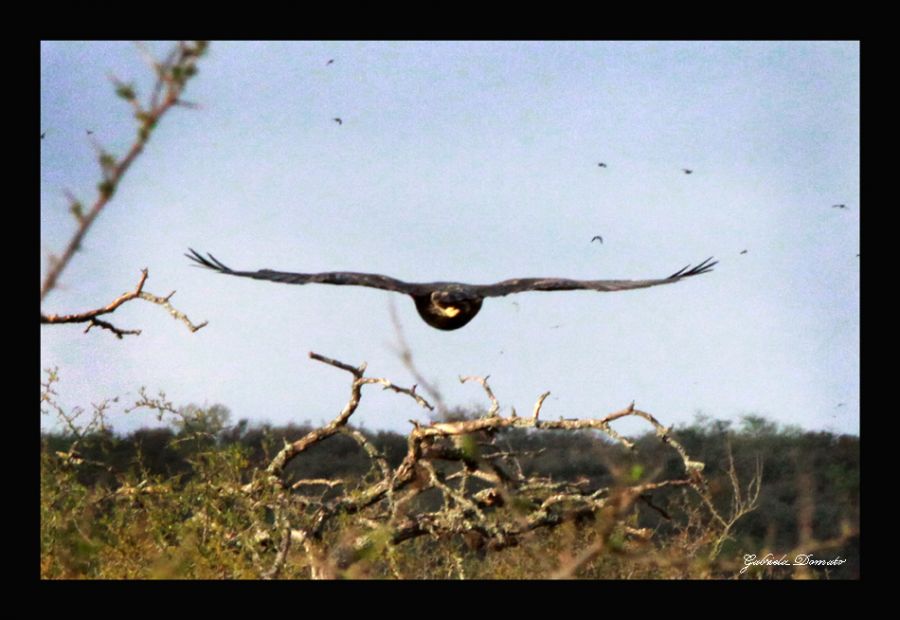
836, 403, 846, 408
187, 249, 717, 331
832, 204, 848, 210
41, 132, 46, 139
856, 254, 860, 258
740, 250, 748, 255
597, 162, 607, 168
591, 236, 604, 244
333, 117, 343, 125
86, 129, 94, 135
682, 168, 693, 175
326, 59, 334, 65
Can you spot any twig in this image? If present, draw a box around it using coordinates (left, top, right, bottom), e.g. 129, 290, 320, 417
84, 318, 142, 339
309, 351, 365, 377
42, 268, 149, 323
41, 269, 208, 338
263, 352, 432, 481
291, 478, 345, 491
360, 377, 434, 411
138, 290, 209, 333
459, 375, 501, 417
388, 300, 448, 416
533, 391, 551, 421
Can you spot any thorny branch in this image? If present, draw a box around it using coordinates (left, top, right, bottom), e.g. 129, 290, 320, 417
40, 269, 208, 338
40, 41, 209, 337
233, 352, 736, 578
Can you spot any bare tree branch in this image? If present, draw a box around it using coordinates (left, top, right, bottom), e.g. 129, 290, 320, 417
41, 269, 207, 339
239, 352, 733, 578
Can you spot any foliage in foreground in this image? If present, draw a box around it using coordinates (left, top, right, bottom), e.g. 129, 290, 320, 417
41, 367, 858, 580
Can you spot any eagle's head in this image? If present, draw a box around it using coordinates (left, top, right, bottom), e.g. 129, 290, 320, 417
413, 289, 484, 331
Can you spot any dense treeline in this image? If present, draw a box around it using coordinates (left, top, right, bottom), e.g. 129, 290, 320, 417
41, 408, 859, 578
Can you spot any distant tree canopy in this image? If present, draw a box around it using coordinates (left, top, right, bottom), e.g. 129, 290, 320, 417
41, 406, 859, 578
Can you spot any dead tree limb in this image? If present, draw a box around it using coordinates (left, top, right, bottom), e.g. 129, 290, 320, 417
241, 353, 729, 579
41, 269, 207, 338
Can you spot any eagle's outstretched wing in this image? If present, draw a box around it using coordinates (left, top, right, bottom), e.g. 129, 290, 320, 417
186, 249, 425, 295
188, 250, 716, 331
467, 257, 718, 298
187, 249, 715, 299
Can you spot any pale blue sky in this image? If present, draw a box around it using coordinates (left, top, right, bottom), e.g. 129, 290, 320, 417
40, 41, 859, 437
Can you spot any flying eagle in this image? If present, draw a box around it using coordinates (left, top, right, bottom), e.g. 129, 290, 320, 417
186, 249, 716, 331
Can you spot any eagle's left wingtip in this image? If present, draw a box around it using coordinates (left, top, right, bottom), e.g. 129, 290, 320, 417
668, 257, 717, 280
186, 249, 231, 273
